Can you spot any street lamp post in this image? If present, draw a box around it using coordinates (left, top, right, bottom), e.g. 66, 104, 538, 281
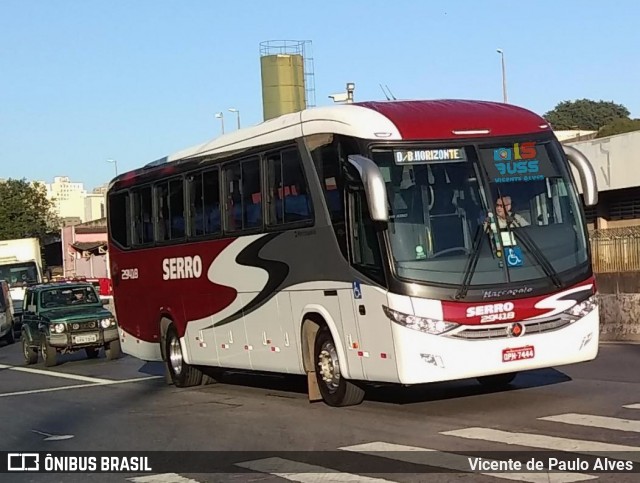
496, 49, 508, 103
215, 112, 225, 134
228, 108, 241, 130
107, 159, 118, 176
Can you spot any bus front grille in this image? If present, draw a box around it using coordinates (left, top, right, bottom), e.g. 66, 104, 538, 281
449, 317, 572, 340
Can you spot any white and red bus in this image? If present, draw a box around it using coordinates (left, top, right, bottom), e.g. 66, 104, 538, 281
107, 100, 599, 407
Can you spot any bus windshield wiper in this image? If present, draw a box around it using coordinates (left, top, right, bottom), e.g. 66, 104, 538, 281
504, 215, 563, 288
454, 224, 486, 300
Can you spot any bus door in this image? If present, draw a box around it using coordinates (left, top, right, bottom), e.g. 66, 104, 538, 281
342, 176, 399, 384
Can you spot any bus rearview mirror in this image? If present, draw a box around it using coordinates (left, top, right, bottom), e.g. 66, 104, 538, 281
347, 155, 389, 222
563, 145, 598, 206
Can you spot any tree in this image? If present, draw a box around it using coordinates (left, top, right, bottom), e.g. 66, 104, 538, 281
595, 118, 640, 138
0, 178, 59, 241
543, 99, 630, 131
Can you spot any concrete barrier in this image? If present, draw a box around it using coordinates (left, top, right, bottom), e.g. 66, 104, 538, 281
598, 293, 640, 342
595, 272, 640, 342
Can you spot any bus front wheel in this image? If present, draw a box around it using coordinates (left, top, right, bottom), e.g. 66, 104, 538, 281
313, 325, 365, 407
165, 326, 203, 387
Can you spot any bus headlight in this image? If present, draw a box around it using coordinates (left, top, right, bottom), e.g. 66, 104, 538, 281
52, 323, 65, 334
100, 318, 116, 329
567, 296, 597, 318
382, 305, 458, 335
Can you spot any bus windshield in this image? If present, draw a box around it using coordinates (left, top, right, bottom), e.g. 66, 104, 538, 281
372, 138, 589, 290
0, 261, 39, 288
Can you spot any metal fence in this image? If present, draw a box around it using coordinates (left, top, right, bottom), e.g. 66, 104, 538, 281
589, 226, 640, 273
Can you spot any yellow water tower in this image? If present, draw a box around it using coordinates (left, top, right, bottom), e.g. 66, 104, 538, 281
260, 40, 315, 121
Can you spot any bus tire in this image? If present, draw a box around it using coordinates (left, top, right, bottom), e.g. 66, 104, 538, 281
314, 325, 364, 407
476, 372, 517, 389
165, 325, 202, 387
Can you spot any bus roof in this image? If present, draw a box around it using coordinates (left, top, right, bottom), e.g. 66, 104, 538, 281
111, 99, 551, 188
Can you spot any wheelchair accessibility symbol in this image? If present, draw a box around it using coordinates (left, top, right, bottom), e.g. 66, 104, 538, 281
352, 280, 362, 299
506, 247, 523, 267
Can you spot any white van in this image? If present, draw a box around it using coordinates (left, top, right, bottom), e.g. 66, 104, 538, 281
0, 280, 16, 344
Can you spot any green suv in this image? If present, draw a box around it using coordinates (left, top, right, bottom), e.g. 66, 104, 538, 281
21, 282, 120, 366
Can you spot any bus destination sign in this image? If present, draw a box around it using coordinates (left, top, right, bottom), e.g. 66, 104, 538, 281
394, 148, 467, 164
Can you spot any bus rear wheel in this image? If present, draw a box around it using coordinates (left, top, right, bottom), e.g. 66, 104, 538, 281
314, 325, 365, 407
476, 372, 518, 389
165, 325, 202, 387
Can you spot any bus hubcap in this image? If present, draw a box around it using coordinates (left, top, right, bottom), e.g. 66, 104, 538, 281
318, 340, 340, 392
169, 337, 183, 375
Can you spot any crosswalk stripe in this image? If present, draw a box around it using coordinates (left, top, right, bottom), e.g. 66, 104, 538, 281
127, 474, 200, 483
339, 441, 595, 482
539, 413, 640, 432
623, 403, 640, 409
235, 457, 394, 482
442, 427, 640, 461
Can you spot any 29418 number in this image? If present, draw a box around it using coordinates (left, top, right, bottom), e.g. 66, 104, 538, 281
121, 268, 139, 280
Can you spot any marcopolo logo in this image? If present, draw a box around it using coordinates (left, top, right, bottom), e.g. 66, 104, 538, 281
482, 287, 533, 299
162, 255, 203, 280
493, 142, 539, 176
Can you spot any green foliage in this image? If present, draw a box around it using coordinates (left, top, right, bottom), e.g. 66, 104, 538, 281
543, 99, 630, 131
595, 118, 640, 138
0, 178, 60, 241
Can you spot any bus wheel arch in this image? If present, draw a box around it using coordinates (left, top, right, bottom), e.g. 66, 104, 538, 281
159, 315, 173, 362
301, 312, 365, 407
301, 314, 323, 374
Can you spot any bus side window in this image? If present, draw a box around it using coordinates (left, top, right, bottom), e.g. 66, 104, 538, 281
188, 172, 205, 236
155, 181, 170, 241
267, 148, 313, 225
223, 163, 244, 232
169, 178, 185, 239
349, 187, 385, 285
242, 158, 262, 229
311, 142, 344, 221
203, 169, 220, 234
108, 191, 131, 248
309, 134, 358, 260
189, 169, 221, 237
131, 186, 153, 245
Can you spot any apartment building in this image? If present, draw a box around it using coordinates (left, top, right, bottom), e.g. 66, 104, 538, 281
42, 176, 107, 225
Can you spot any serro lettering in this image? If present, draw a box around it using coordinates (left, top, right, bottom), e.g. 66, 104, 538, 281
466, 302, 515, 318
162, 256, 203, 280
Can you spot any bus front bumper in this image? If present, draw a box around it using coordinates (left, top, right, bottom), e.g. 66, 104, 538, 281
393, 308, 599, 385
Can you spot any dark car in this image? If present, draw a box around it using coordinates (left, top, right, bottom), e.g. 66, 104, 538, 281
21, 282, 120, 366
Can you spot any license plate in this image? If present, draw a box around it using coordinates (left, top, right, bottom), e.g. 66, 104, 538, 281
502, 345, 535, 362
74, 334, 98, 344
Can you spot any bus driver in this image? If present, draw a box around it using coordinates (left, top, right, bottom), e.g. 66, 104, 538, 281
494, 195, 529, 229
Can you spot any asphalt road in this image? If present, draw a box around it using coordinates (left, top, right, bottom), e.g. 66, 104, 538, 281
1, 337, 638, 482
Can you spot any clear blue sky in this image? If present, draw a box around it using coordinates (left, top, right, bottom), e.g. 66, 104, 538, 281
1, 1, 638, 191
